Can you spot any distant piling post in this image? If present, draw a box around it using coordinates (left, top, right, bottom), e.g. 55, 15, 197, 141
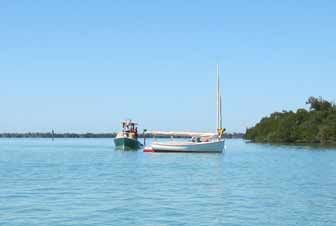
52, 129, 55, 141
143, 129, 147, 146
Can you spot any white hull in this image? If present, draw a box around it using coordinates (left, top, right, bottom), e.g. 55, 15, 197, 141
150, 140, 225, 153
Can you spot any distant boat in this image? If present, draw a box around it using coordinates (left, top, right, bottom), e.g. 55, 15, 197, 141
144, 64, 225, 153
114, 120, 143, 150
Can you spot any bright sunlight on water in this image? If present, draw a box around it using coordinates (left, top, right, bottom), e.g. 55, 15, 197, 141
1, 138, 335, 226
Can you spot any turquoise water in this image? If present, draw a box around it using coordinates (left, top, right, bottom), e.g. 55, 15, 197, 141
1, 138, 335, 226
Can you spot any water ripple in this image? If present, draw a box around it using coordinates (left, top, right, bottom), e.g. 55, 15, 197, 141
0, 138, 336, 226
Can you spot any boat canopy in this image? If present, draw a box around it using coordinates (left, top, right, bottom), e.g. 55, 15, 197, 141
146, 131, 217, 138
122, 120, 138, 126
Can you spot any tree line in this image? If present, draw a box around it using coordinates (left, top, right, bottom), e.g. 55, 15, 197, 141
245, 97, 336, 144
0, 132, 117, 138
0, 132, 244, 139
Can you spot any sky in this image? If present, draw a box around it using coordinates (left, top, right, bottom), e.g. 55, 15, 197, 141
0, 0, 335, 133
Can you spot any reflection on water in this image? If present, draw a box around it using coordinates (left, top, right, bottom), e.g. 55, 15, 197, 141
0, 138, 335, 226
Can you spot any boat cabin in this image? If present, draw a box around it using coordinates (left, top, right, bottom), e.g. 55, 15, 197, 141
117, 120, 139, 139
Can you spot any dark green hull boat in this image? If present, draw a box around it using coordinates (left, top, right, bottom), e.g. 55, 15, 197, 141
114, 137, 143, 150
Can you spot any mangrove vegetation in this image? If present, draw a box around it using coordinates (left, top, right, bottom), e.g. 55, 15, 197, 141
246, 97, 336, 144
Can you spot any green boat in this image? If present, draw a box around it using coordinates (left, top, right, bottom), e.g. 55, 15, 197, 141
114, 120, 143, 150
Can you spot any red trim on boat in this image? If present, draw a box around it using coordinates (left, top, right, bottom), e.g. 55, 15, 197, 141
143, 148, 221, 153
143, 148, 154, 152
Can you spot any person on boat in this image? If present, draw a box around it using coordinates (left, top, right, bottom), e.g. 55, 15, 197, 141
134, 127, 138, 139
191, 137, 201, 143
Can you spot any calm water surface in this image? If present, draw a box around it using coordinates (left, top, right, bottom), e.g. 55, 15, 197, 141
0, 138, 335, 226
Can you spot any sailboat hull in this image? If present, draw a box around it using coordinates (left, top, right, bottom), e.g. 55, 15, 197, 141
150, 140, 225, 153
143, 64, 225, 154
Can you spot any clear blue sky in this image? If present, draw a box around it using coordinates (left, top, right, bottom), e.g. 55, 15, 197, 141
1, 0, 335, 133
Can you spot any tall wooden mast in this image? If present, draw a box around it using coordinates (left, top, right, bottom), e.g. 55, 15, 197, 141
216, 64, 222, 130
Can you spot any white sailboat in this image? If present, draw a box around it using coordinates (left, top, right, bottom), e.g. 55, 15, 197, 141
144, 64, 225, 153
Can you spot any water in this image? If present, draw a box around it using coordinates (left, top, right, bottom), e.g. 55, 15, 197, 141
1, 138, 335, 226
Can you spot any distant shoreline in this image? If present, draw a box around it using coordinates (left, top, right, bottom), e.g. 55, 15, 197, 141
0, 132, 245, 139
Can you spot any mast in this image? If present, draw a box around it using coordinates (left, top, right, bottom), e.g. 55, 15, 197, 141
216, 64, 219, 130
219, 95, 222, 129
217, 64, 222, 130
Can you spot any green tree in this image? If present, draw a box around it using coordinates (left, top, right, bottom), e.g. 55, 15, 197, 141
246, 97, 336, 144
